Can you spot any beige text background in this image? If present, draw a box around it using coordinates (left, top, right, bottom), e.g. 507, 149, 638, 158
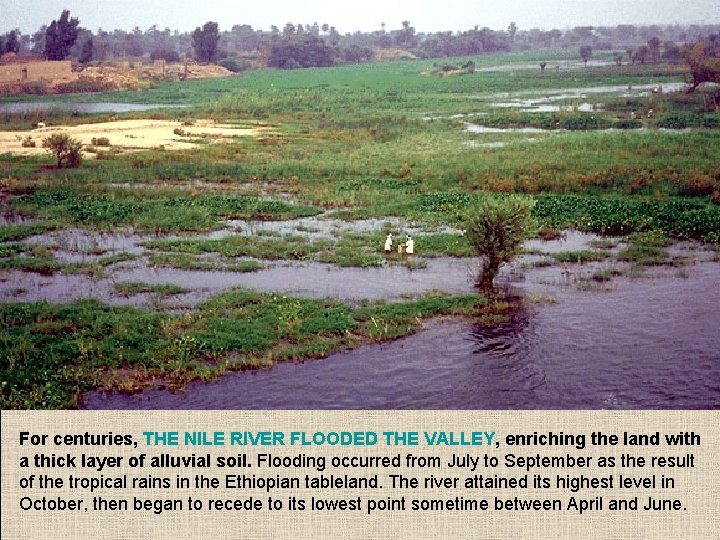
1, 410, 718, 539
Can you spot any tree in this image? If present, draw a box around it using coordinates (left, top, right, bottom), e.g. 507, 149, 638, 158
192, 21, 219, 63
683, 36, 720, 93
268, 35, 333, 69
396, 21, 417, 49
579, 45, 592, 65
662, 41, 682, 63
508, 22, 518, 43
465, 196, 535, 291
44, 10, 80, 60
42, 134, 83, 169
79, 36, 93, 63
647, 36, 661, 63
283, 23, 296, 37
633, 45, 650, 64
2, 30, 20, 54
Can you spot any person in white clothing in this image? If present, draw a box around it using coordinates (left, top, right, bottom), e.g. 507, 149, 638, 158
405, 235, 414, 255
384, 233, 393, 253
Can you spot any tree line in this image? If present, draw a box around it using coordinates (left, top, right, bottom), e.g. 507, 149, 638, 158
2, 11, 719, 72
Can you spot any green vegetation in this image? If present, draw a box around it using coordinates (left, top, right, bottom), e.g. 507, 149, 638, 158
144, 229, 474, 268
146, 234, 326, 261
13, 189, 321, 232
148, 253, 263, 272
0, 222, 56, 242
553, 250, 609, 263
617, 245, 669, 266
0, 291, 483, 409
465, 196, 536, 290
113, 282, 189, 297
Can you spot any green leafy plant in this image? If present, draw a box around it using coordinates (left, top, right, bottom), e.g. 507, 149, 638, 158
465, 196, 536, 290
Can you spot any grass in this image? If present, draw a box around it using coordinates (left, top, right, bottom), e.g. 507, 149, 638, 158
114, 282, 189, 297
144, 229, 473, 268
0, 255, 60, 275
0, 290, 484, 409
148, 253, 264, 272
98, 252, 137, 266
617, 245, 669, 266
0, 242, 27, 258
0, 222, 56, 242
589, 268, 625, 282
146, 234, 326, 261
553, 250, 609, 264
11, 187, 321, 233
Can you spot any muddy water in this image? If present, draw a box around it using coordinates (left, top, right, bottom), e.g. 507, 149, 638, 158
82, 253, 720, 409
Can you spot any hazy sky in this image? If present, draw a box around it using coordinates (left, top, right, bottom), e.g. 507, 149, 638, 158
1, 0, 718, 35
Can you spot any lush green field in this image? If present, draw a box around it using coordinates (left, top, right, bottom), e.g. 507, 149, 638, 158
1, 51, 719, 408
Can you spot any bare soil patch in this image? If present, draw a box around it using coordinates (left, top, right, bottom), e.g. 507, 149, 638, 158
0, 118, 267, 155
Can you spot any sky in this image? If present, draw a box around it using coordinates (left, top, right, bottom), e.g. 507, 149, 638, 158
1, 0, 719, 35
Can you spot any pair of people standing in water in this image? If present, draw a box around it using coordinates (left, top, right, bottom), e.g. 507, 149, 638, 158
384, 233, 414, 255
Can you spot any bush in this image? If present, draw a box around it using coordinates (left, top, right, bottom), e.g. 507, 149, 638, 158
91, 137, 110, 146
20, 81, 48, 95
612, 119, 643, 129
42, 133, 83, 168
217, 56, 249, 73
54, 79, 115, 94
465, 196, 536, 290
150, 49, 181, 62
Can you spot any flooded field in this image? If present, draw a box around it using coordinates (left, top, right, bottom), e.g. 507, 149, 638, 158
15, 221, 710, 410
83, 255, 720, 410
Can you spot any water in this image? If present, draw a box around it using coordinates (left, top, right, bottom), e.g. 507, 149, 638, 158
4, 219, 718, 409
81, 255, 720, 410
474, 60, 617, 72
0, 102, 185, 114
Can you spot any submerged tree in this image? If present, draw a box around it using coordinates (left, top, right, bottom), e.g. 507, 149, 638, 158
465, 196, 535, 291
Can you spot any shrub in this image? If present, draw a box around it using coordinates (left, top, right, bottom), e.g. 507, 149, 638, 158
680, 173, 718, 197
55, 79, 115, 93
41, 133, 83, 168
612, 119, 643, 129
465, 196, 536, 290
20, 81, 48, 95
21, 136, 36, 148
217, 56, 249, 73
